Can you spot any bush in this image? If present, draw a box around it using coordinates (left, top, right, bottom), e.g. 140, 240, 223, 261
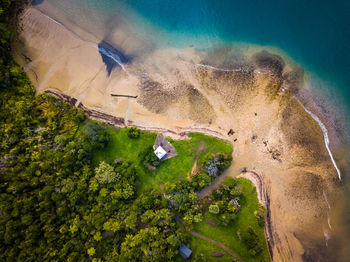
127, 127, 140, 139
203, 152, 232, 176
74, 108, 86, 123
83, 122, 109, 149
230, 185, 243, 197
95, 161, 120, 184
255, 205, 266, 227
140, 146, 160, 167
208, 204, 220, 214
239, 227, 262, 256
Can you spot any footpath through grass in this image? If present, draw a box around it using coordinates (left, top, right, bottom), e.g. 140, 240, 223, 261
91, 125, 232, 193
192, 178, 271, 262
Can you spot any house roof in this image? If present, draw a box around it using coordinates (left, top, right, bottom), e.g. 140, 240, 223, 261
153, 134, 178, 161
179, 245, 192, 259
154, 146, 167, 160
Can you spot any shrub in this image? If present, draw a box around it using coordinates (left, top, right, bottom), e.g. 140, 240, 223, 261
230, 185, 243, 197
83, 122, 109, 149
127, 127, 140, 139
140, 146, 160, 167
239, 227, 262, 256
203, 152, 232, 176
255, 205, 266, 227
74, 108, 86, 123
208, 204, 220, 214
95, 161, 120, 184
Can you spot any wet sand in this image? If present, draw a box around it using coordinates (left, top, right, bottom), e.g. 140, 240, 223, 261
14, 7, 344, 261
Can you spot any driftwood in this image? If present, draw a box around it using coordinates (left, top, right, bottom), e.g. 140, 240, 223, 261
111, 94, 138, 98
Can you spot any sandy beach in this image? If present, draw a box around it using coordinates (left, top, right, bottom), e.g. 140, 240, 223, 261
14, 6, 344, 261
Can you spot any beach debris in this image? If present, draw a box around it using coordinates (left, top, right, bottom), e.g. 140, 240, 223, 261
110, 94, 138, 98
227, 129, 235, 136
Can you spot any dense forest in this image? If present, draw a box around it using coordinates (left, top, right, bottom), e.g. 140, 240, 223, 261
0, 2, 186, 260
0, 1, 269, 261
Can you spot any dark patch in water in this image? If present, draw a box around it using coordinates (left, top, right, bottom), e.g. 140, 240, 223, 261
31, 0, 44, 6
300, 237, 342, 262
97, 41, 130, 76
283, 66, 304, 94
253, 50, 285, 76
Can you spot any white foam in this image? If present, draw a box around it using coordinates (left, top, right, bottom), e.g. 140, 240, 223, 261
323, 190, 331, 209
297, 100, 342, 180
42, 13, 63, 26
327, 213, 332, 230
97, 46, 126, 71
196, 63, 273, 75
196, 63, 253, 73
323, 228, 331, 247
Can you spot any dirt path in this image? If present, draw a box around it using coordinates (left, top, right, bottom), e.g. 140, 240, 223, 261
175, 216, 243, 261
188, 230, 243, 262
197, 169, 274, 261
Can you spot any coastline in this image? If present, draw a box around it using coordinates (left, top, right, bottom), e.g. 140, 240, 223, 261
14, 6, 344, 262
238, 171, 274, 260
47, 87, 275, 260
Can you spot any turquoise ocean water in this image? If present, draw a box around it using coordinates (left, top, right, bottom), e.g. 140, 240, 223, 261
34, 0, 350, 259
42, 0, 350, 96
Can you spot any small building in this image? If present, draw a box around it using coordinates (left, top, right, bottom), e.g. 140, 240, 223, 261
153, 134, 178, 161
154, 146, 167, 160
179, 245, 192, 260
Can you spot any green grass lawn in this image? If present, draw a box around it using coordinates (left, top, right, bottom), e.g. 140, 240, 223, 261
91, 125, 232, 193
186, 235, 236, 262
192, 178, 271, 262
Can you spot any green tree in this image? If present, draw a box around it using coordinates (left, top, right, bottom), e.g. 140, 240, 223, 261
127, 127, 140, 139
83, 122, 109, 148
209, 204, 220, 214
87, 247, 95, 257
95, 161, 120, 184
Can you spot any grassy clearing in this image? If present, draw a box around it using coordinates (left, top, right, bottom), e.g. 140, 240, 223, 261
187, 235, 235, 262
91, 125, 232, 193
192, 178, 271, 262
83, 122, 269, 261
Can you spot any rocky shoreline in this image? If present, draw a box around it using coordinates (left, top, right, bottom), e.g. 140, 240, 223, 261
239, 171, 274, 260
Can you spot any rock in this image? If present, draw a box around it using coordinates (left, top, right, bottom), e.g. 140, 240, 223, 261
205, 220, 218, 226
211, 251, 225, 257
145, 163, 157, 171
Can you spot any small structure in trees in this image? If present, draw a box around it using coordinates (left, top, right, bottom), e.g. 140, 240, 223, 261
153, 134, 177, 161
230, 197, 242, 214
179, 244, 192, 259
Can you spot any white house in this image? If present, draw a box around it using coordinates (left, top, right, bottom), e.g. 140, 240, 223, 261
154, 146, 167, 160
